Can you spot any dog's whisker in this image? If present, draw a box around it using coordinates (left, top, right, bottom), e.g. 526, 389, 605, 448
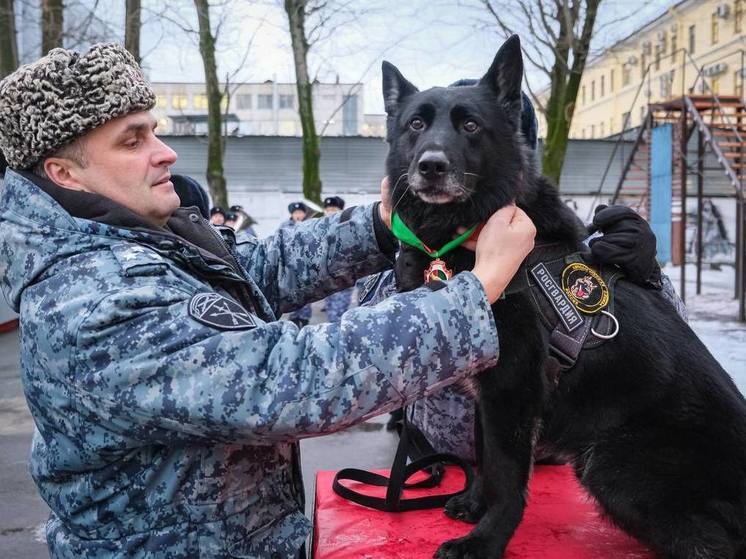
390, 173, 411, 214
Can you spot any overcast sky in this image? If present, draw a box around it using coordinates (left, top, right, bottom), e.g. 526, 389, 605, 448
17, 0, 667, 113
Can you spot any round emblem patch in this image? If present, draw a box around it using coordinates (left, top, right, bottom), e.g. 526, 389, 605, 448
561, 263, 609, 314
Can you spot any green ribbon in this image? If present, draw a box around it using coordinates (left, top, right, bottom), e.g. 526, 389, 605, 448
391, 211, 478, 259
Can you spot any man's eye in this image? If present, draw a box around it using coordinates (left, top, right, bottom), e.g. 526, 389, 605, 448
463, 120, 479, 133
125, 139, 140, 148
409, 117, 424, 131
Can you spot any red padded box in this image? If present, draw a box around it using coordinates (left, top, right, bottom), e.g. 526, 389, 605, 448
313, 465, 655, 558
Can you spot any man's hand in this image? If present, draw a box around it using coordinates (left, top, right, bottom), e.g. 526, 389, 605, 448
472, 204, 536, 304
378, 176, 393, 230
588, 205, 660, 286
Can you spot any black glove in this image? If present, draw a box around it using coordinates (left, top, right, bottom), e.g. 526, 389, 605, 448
588, 205, 662, 287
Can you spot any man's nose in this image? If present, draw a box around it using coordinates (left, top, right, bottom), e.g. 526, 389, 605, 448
153, 137, 178, 166
417, 150, 449, 179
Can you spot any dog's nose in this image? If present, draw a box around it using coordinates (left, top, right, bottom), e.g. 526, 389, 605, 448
418, 151, 449, 179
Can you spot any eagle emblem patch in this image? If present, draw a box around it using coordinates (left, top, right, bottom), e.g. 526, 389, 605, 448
561, 263, 609, 314
188, 292, 257, 330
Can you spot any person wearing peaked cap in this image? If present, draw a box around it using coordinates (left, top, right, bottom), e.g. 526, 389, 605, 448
321, 195, 353, 321
0, 42, 540, 559
209, 206, 226, 226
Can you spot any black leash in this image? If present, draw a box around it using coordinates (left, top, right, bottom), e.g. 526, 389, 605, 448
332, 410, 474, 512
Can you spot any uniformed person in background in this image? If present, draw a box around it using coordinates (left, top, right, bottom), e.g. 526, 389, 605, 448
281, 201, 313, 327
321, 196, 354, 322
0, 43, 536, 558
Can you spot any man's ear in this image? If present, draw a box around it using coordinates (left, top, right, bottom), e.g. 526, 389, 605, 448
43, 158, 88, 192
382, 61, 419, 116
479, 35, 524, 130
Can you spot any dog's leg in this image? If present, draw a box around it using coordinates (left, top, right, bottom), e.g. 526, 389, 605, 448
435, 302, 545, 559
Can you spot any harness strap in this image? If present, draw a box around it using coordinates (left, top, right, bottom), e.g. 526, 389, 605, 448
331, 412, 474, 512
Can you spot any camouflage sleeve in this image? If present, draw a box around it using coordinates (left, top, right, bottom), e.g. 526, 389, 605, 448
659, 272, 688, 322
72, 272, 498, 444
232, 204, 394, 315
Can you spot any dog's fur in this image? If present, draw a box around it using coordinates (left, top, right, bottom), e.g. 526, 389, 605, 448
383, 35, 746, 559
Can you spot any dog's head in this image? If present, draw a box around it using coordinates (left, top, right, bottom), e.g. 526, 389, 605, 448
383, 35, 527, 224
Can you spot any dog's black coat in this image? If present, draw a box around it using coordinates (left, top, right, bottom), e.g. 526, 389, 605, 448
383, 36, 746, 559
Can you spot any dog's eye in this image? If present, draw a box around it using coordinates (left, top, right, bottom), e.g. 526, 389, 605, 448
409, 118, 425, 131
463, 120, 479, 133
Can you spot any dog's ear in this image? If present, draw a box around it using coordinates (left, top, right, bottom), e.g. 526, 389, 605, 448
382, 61, 419, 116
479, 35, 523, 129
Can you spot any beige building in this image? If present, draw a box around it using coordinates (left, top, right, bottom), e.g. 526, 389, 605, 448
539, 0, 746, 139
151, 81, 365, 137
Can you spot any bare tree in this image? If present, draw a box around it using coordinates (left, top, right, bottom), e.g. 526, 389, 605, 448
0, 0, 18, 78
283, 0, 322, 204
193, 0, 228, 209
42, 0, 64, 53
125, 0, 141, 64
473, 0, 602, 186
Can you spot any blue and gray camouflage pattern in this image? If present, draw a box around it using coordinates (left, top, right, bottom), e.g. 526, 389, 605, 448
323, 287, 353, 322
360, 258, 688, 463
0, 169, 501, 558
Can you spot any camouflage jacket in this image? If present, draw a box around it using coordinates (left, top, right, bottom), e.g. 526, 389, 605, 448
359, 260, 687, 463
0, 170, 500, 558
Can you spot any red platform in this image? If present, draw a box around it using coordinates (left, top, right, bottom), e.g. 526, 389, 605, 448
313, 465, 656, 558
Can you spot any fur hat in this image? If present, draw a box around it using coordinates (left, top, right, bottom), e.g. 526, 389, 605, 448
0, 43, 156, 170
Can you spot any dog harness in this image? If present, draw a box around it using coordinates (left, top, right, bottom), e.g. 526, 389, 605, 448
502, 244, 622, 379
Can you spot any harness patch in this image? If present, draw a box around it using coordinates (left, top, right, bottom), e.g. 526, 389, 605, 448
530, 263, 584, 333
561, 263, 609, 314
188, 292, 257, 330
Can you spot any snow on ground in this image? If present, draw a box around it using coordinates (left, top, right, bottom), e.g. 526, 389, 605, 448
663, 263, 746, 392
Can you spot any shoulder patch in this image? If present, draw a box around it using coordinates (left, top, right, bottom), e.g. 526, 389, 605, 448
188, 292, 257, 330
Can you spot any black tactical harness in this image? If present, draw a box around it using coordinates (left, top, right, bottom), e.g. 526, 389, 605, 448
332, 246, 622, 513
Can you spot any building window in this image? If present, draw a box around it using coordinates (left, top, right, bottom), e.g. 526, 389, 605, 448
582, 128, 586, 139
622, 111, 631, 130
193, 94, 209, 110
279, 94, 295, 109
156, 95, 167, 109
582, 85, 586, 105
236, 94, 252, 110
736, 70, 744, 97
600, 121, 605, 137
171, 95, 188, 110
590, 124, 595, 138
689, 24, 696, 54
609, 117, 614, 135
641, 54, 647, 80
711, 77, 720, 94
639, 105, 646, 123
591, 80, 595, 101
600, 75, 605, 97
711, 12, 719, 45
671, 32, 677, 58
258, 94, 273, 109
610, 69, 615, 92
655, 46, 661, 71
622, 65, 631, 86
737, 0, 744, 34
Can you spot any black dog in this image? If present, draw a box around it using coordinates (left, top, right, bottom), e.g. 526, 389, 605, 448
383, 35, 746, 559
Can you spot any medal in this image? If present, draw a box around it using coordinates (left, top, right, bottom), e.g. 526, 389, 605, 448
424, 258, 453, 282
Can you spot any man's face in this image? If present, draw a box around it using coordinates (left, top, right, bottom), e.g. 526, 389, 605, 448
324, 206, 341, 216
56, 111, 179, 226
210, 213, 225, 226
291, 210, 306, 222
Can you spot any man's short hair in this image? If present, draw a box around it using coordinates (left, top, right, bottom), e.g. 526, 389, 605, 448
32, 138, 88, 180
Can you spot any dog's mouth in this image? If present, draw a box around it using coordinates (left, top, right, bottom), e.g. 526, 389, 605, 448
409, 175, 472, 205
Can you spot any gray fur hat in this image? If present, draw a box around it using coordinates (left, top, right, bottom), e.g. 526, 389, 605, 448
0, 42, 155, 170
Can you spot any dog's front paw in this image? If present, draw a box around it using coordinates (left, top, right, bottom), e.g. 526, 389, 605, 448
444, 491, 486, 524
434, 535, 496, 559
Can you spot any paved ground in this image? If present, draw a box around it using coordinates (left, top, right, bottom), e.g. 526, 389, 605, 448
1, 269, 745, 557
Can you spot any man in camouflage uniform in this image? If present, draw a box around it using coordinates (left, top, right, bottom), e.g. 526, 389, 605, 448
0, 44, 537, 558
